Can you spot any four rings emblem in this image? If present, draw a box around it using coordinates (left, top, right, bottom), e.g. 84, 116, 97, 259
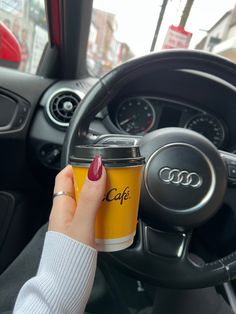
159, 167, 203, 188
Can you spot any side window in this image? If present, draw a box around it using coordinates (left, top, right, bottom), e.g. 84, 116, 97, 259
0, 0, 48, 74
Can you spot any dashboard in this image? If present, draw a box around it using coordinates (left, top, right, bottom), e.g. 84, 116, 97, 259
30, 67, 236, 170
106, 96, 226, 149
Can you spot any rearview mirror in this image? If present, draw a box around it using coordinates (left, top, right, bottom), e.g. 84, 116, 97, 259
0, 22, 21, 69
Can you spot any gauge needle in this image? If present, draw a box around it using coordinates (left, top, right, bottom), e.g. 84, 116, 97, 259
120, 117, 133, 125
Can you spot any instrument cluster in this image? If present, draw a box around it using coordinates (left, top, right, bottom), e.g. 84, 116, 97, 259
107, 96, 226, 149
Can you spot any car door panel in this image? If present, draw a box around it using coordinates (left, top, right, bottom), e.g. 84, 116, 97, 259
0, 67, 55, 273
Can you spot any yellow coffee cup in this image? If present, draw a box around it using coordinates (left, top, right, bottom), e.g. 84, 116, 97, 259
69, 145, 145, 252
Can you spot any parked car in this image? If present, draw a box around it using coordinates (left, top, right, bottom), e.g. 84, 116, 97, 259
0, 22, 21, 68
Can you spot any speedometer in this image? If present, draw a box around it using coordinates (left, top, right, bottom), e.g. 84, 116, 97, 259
116, 98, 155, 135
185, 114, 225, 148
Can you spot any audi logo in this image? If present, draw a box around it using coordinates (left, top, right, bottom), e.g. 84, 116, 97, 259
159, 167, 202, 188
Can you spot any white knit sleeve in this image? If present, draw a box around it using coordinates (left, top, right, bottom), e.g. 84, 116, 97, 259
13, 231, 97, 314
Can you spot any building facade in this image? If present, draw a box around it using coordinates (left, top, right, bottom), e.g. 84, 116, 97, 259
195, 5, 236, 62
87, 9, 134, 77
0, 0, 47, 73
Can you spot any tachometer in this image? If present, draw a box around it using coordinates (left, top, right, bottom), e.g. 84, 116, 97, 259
185, 114, 225, 148
116, 98, 155, 135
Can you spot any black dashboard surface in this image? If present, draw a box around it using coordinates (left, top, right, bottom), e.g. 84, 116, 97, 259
29, 69, 236, 169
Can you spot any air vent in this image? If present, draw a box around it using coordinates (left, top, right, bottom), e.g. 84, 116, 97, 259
46, 89, 84, 127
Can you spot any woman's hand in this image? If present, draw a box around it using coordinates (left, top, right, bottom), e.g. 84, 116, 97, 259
49, 157, 106, 248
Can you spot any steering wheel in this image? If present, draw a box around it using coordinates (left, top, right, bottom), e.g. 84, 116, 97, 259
62, 50, 236, 289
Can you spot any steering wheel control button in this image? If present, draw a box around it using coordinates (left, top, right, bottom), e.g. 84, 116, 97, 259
145, 226, 186, 258
69, 144, 145, 252
219, 151, 236, 185
228, 165, 236, 179
145, 144, 213, 211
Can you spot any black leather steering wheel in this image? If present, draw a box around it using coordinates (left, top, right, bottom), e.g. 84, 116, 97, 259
62, 50, 236, 288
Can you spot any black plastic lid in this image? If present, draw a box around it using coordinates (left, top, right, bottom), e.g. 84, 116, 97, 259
69, 144, 145, 167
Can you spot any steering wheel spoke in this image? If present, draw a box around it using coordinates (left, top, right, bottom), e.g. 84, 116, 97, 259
107, 219, 229, 288
127, 220, 193, 262
141, 220, 191, 259
107, 219, 191, 286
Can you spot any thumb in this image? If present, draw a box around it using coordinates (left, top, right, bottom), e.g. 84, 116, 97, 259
70, 156, 106, 247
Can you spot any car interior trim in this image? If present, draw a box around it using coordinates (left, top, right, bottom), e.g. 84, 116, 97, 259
45, 87, 85, 127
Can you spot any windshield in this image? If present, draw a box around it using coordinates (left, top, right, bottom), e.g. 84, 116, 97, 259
87, 0, 236, 77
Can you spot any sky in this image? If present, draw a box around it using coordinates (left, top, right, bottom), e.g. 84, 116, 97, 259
93, 0, 236, 56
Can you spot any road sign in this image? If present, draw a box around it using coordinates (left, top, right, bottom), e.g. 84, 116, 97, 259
162, 25, 192, 49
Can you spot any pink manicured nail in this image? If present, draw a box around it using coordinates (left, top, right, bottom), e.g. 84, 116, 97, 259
88, 155, 102, 181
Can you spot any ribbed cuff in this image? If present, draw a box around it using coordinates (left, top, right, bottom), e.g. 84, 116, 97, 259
13, 231, 97, 314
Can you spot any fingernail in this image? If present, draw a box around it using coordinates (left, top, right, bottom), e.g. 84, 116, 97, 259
88, 155, 102, 181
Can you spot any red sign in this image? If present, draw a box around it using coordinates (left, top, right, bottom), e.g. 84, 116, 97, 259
162, 25, 192, 49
